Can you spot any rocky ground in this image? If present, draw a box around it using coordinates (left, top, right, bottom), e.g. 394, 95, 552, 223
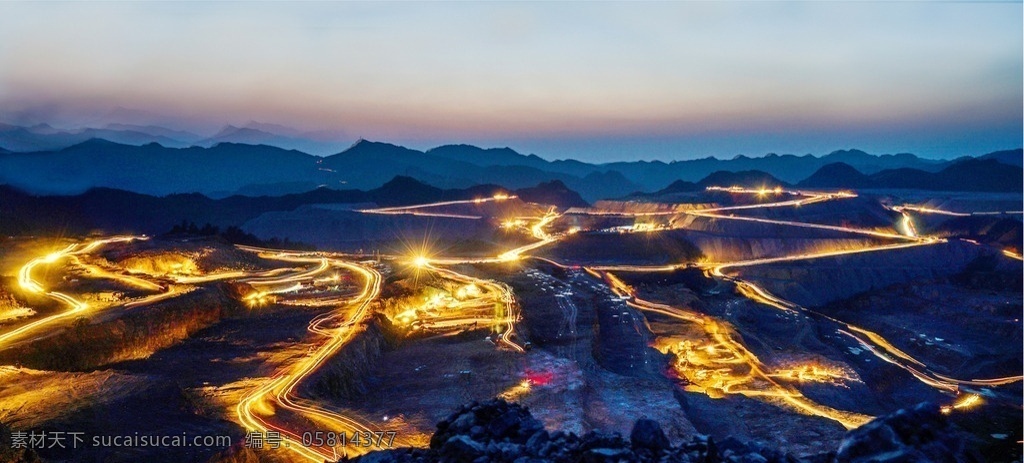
342, 398, 981, 463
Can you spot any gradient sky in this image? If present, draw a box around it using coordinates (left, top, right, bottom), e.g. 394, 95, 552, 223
0, 2, 1020, 162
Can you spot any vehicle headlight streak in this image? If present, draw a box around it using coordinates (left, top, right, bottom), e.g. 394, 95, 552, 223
4, 183, 1017, 461
234, 252, 388, 462
596, 268, 873, 430
4, 236, 151, 348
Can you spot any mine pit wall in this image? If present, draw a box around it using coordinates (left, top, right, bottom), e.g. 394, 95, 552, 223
737, 240, 1002, 308
0, 284, 244, 371
545, 231, 888, 267
302, 313, 394, 401
687, 234, 887, 263
584, 201, 715, 214
590, 295, 672, 379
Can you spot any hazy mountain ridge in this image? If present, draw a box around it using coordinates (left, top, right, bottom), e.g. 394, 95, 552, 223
799, 157, 1023, 192
197, 123, 348, 156
0, 122, 194, 151
0, 121, 1013, 184
0, 129, 1019, 200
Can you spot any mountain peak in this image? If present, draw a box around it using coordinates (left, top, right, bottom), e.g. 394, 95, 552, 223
65, 137, 121, 149
797, 162, 872, 188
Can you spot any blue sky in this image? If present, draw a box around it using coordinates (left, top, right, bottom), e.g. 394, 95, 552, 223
0, 2, 1020, 162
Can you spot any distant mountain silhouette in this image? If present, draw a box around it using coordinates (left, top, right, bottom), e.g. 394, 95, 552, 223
513, 180, 588, 208
0, 122, 192, 151
799, 158, 1022, 192
0, 130, 1018, 199
426, 144, 547, 168
648, 179, 700, 195
696, 170, 788, 189
0, 176, 576, 236
796, 163, 875, 189
0, 139, 324, 196
198, 124, 346, 156
319, 139, 638, 200
103, 123, 203, 144
978, 148, 1023, 167
1, 121, 1014, 186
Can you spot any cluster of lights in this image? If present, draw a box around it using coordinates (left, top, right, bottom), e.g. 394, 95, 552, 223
244, 291, 276, 307
941, 394, 981, 415
501, 219, 527, 230
770, 364, 853, 385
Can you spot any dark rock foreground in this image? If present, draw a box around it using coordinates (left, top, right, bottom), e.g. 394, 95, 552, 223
342, 400, 979, 463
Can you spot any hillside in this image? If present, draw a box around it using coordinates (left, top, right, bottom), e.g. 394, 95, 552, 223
799, 158, 1023, 192
0, 176, 576, 236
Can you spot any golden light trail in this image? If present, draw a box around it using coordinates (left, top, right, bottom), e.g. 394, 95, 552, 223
595, 268, 872, 429
4, 236, 149, 348
1002, 249, 1023, 261
715, 253, 1023, 393
358, 195, 517, 219
894, 205, 1024, 218
496, 208, 560, 262
68, 256, 165, 291
234, 253, 389, 462
688, 210, 914, 241
419, 263, 524, 353
899, 211, 918, 238
707, 240, 942, 277
700, 187, 855, 212
561, 187, 1020, 420
940, 394, 982, 415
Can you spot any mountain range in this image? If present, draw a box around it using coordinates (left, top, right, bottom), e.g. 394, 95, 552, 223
797, 159, 1022, 192
0, 122, 1019, 200
0, 121, 348, 155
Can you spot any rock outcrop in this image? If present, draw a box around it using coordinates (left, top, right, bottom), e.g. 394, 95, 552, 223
342, 399, 978, 463
835, 403, 979, 463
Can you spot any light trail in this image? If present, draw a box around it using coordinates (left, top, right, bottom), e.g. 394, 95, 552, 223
713, 252, 1023, 393
68, 256, 165, 291
497, 209, 561, 262
357, 194, 516, 219
562, 187, 853, 218
688, 210, 914, 241
562, 186, 1020, 420
234, 253, 388, 461
894, 205, 1024, 217
940, 394, 981, 415
419, 263, 524, 353
699, 187, 855, 213
3, 236, 148, 348
899, 211, 918, 238
242, 256, 331, 286
594, 268, 872, 429
707, 240, 942, 277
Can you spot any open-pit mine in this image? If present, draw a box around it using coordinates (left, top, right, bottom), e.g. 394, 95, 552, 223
0, 186, 1020, 462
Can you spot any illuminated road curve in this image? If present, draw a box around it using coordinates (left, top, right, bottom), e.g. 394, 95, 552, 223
894, 205, 1024, 217
687, 210, 915, 241
556, 187, 1021, 419
3, 236, 149, 348
357, 194, 516, 219
235, 251, 390, 462
420, 262, 524, 353
711, 248, 1024, 392
592, 268, 873, 430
